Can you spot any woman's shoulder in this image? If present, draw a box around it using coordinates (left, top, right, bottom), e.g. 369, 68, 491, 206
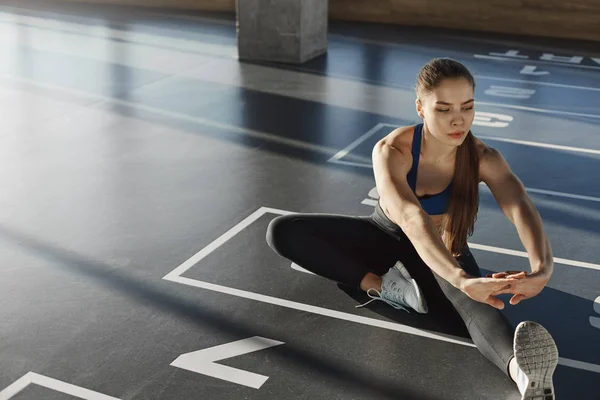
473, 135, 508, 180
379, 125, 417, 153
473, 135, 497, 160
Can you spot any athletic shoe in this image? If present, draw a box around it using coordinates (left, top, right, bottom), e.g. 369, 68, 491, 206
356, 261, 428, 313
513, 321, 559, 400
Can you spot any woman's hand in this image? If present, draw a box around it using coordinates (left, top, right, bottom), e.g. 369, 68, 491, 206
458, 276, 520, 310
487, 270, 550, 305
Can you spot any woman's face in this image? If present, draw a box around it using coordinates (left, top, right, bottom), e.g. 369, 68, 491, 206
416, 77, 475, 146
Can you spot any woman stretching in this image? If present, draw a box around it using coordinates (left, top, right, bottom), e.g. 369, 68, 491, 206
266, 58, 559, 399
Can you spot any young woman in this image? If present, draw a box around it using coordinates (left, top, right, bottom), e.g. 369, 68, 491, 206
266, 58, 559, 399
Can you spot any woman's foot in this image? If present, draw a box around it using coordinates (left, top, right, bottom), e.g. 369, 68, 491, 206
512, 321, 559, 400
357, 262, 428, 313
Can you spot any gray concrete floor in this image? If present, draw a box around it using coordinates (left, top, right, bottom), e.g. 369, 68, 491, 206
0, 1, 599, 399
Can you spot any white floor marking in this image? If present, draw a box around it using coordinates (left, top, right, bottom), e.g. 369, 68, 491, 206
477, 76, 600, 92
473, 111, 514, 128
475, 134, 600, 155
0, 11, 238, 58
328, 123, 600, 205
3, 13, 600, 125
16, 70, 600, 205
330, 123, 600, 203
328, 158, 373, 168
362, 185, 600, 208
474, 54, 600, 71
171, 336, 284, 389
0, 372, 121, 400
467, 243, 600, 272
361, 198, 378, 207
0, 75, 340, 157
49, 4, 598, 80
328, 123, 385, 162
515, 187, 600, 203
476, 100, 600, 120
0, 373, 31, 400
484, 85, 536, 99
330, 123, 600, 165
166, 276, 476, 347
519, 66, 549, 76
163, 206, 600, 374
592, 297, 600, 330
3, 58, 598, 207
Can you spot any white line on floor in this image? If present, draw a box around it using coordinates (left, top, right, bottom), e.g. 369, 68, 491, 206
0, 372, 121, 400
163, 206, 600, 375
476, 76, 600, 92
331, 122, 600, 160
2, 10, 600, 124
476, 100, 600, 120
4, 75, 599, 206
328, 123, 385, 161
329, 123, 600, 203
474, 55, 600, 71
0, 75, 339, 157
476, 134, 600, 155
0, 373, 31, 400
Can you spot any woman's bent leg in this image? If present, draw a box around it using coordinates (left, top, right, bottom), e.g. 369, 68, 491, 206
266, 213, 399, 289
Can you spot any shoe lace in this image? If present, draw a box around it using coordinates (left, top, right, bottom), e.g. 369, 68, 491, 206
355, 288, 410, 313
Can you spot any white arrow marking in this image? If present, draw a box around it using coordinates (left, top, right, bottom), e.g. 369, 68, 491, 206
171, 336, 284, 389
521, 65, 550, 75
592, 58, 600, 66
594, 296, 600, 314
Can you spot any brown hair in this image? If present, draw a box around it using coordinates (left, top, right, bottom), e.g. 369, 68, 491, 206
416, 58, 480, 256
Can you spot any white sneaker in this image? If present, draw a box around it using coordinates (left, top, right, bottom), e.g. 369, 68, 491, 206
356, 261, 428, 313
513, 321, 559, 400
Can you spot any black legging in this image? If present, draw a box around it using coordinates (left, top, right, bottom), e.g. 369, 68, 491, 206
265, 201, 515, 376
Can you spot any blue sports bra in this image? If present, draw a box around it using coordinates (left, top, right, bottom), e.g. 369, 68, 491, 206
406, 124, 452, 215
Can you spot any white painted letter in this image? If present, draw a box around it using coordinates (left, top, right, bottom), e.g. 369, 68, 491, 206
368, 187, 379, 200
540, 54, 584, 64
361, 186, 379, 207
484, 85, 536, 99
521, 66, 550, 76
473, 112, 513, 128
489, 50, 529, 59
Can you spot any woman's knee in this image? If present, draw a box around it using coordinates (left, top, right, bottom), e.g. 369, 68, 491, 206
265, 214, 297, 255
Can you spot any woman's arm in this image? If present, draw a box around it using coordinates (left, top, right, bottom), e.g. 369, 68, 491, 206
479, 147, 554, 276
479, 147, 554, 304
373, 131, 516, 309
372, 132, 465, 285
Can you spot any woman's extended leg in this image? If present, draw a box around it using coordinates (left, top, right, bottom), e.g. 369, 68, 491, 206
433, 248, 515, 375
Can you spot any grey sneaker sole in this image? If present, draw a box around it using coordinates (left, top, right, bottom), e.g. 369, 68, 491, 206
514, 321, 558, 400
394, 262, 428, 314
409, 278, 428, 314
